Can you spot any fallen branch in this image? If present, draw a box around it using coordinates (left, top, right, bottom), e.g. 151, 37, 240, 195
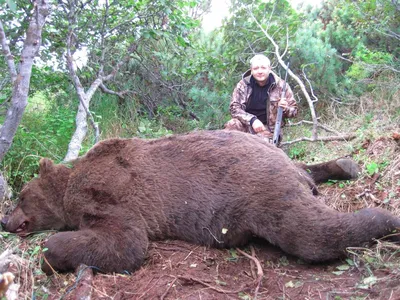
237, 248, 263, 300
177, 275, 246, 294
281, 134, 357, 146
288, 120, 343, 135
160, 277, 177, 300
250, 246, 257, 280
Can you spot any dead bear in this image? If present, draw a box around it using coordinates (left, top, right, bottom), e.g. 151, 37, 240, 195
2, 130, 399, 274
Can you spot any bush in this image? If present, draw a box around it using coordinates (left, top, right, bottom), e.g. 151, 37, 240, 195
2, 106, 76, 191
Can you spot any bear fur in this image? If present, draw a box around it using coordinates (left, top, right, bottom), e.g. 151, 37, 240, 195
2, 130, 400, 274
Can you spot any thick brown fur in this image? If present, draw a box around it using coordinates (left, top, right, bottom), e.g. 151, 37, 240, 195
3, 130, 400, 274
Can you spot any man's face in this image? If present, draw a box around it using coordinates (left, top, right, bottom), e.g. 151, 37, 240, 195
251, 61, 271, 85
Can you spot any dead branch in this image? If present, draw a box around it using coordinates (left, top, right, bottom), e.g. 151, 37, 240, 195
160, 277, 177, 300
62, 264, 94, 299
250, 246, 257, 280
302, 64, 318, 104
176, 275, 246, 294
237, 248, 263, 300
335, 53, 400, 74
134, 50, 200, 121
288, 120, 343, 135
0, 22, 17, 83
281, 133, 357, 146
248, 10, 319, 140
99, 83, 127, 100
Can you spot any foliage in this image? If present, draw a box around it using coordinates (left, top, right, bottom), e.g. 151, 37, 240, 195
221, 0, 301, 83
1, 0, 400, 189
293, 22, 341, 93
187, 87, 230, 129
346, 43, 394, 82
1, 102, 76, 191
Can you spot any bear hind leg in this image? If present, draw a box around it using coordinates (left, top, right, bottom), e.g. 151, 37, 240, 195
297, 158, 360, 184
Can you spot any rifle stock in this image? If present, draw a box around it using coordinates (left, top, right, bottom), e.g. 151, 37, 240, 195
272, 62, 290, 146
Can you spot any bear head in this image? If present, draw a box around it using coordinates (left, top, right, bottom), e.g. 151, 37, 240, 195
2, 158, 72, 236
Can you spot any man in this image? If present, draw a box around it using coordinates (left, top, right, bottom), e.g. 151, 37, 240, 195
224, 54, 297, 142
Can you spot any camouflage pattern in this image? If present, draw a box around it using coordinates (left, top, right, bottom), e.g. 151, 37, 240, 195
224, 119, 277, 144
225, 70, 297, 133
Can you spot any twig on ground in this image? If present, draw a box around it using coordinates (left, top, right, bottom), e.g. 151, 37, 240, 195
160, 276, 177, 300
177, 275, 246, 294
288, 120, 342, 135
41, 254, 60, 279
237, 248, 263, 299
250, 246, 257, 280
282, 133, 357, 146
137, 276, 162, 299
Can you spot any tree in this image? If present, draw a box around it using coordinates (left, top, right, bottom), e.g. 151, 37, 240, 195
0, 0, 50, 161
46, 0, 206, 161
0, 0, 50, 199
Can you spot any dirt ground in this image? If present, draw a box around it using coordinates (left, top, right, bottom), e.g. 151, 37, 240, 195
3, 136, 400, 300
57, 239, 400, 300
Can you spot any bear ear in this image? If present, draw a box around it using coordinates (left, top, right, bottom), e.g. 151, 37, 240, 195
39, 158, 56, 176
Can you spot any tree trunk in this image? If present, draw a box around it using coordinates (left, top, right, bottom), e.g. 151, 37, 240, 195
0, 1, 50, 161
63, 74, 103, 161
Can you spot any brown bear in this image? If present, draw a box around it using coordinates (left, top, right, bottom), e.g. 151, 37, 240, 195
2, 130, 399, 274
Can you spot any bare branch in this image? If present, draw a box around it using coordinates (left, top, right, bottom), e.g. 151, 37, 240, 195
0, 21, 17, 84
237, 248, 263, 299
248, 9, 319, 140
282, 133, 357, 146
63, 0, 140, 161
335, 53, 400, 74
134, 53, 200, 120
288, 120, 342, 135
374, 27, 400, 41
99, 83, 127, 99
302, 64, 318, 103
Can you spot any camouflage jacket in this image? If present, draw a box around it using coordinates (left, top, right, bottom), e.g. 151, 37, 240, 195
229, 70, 297, 130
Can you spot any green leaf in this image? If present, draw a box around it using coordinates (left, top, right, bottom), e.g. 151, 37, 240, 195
215, 279, 227, 286
332, 271, 345, 276
362, 276, 377, 285
345, 258, 355, 266
229, 249, 238, 258
279, 256, 289, 266
366, 161, 378, 176
238, 292, 252, 300
138, 122, 146, 133
336, 264, 350, 271
6, 0, 16, 11
176, 36, 189, 47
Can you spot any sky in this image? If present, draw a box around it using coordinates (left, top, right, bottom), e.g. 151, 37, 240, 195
202, 0, 322, 32
202, 0, 231, 33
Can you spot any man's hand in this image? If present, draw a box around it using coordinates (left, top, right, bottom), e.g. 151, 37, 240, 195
252, 119, 266, 133
258, 131, 273, 138
278, 98, 288, 109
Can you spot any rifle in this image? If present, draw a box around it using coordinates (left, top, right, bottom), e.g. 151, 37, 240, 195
272, 61, 290, 146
